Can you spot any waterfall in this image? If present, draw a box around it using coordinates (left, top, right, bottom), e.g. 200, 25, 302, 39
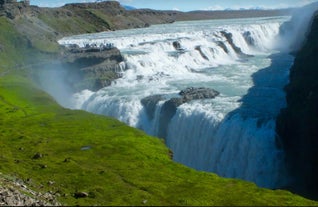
58, 16, 294, 189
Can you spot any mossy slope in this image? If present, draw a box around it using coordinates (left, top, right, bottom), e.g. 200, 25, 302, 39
1, 75, 317, 206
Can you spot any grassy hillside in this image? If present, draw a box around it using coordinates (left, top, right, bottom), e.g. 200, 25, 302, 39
0, 9, 317, 207
1, 63, 317, 206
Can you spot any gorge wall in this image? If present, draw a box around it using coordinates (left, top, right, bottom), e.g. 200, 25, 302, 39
276, 11, 318, 199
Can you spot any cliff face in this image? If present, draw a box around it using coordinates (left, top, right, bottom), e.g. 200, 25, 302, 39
276, 12, 318, 199
61, 46, 125, 91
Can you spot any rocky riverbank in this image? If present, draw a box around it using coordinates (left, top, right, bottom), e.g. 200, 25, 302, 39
0, 173, 60, 206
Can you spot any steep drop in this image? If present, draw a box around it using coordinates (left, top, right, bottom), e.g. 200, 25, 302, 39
276, 11, 318, 199
60, 17, 293, 189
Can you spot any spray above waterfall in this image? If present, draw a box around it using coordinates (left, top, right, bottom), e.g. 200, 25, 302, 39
277, 2, 318, 52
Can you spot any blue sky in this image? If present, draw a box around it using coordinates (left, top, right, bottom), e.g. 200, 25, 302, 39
30, 0, 318, 11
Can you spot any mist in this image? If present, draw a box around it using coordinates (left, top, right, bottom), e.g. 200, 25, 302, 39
35, 61, 79, 109
277, 2, 318, 52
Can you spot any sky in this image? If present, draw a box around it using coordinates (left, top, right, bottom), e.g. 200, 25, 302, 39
30, 0, 318, 11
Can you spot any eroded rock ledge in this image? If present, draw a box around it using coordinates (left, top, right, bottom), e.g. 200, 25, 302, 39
142, 87, 219, 138
61, 44, 126, 91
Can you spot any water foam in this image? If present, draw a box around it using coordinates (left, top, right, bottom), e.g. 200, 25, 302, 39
60, 16, 293, 189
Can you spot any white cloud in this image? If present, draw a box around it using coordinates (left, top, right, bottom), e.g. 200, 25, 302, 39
202, 5, 224, 11
202, 3, 308, 11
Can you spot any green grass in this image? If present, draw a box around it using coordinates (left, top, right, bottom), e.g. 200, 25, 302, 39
31, 38, 60, 54
87, 9, 113, 29
38, 10, 110, 35
1, 75, 317, 206
0, 17, 28, 71
38, 14, 93, 35
0, 14, 317, 206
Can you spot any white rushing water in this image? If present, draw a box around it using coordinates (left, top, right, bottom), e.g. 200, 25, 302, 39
59, 16, 294, 188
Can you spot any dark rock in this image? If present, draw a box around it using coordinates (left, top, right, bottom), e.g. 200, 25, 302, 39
179, 87, 220, 101
216, 41, 229, 53
39, 164, 47, 169
195, 46, 209, 60
243, 31, 255, 46
158, 97, 184, 138
74, 192, 88, 199
221, 31, 240, 53
141, 95, 164, 120
173, 41, 182, 50
62, 46, 123, 68
220, 31, 253, 58
63, 158, 71, 163
32, 152, 43, 160
168, 149, 173, 159
157, 87, 219, 138
61, 47, 126, 91
2, 2, 30, 20
276, 12, 318, 199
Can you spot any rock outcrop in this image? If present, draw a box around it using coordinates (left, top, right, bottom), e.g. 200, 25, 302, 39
141, 87, 219, 138
172, 41, 182, 50
276, 11, 318, 199
0, 173, 60, 206
195, 46, 209, 60
141, 95, 164, 120
0, 1, 30, 19
179, 87, 220, 100
61, 44, 126, 91
220, 31, 253, 58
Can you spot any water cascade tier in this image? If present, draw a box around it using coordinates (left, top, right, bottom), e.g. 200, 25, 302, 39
59, 16, 294, 189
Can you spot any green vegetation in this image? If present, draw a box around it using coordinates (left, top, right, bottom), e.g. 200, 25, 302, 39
38, 14, 98, 35
1, 75, 318, 206
37, 9, 112, 35
0, 17, 29, 70
87, 9, 114, 29
0, 12, 317, 206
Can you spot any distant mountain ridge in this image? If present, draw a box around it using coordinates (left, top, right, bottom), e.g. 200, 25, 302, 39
122, 5, 136, 10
